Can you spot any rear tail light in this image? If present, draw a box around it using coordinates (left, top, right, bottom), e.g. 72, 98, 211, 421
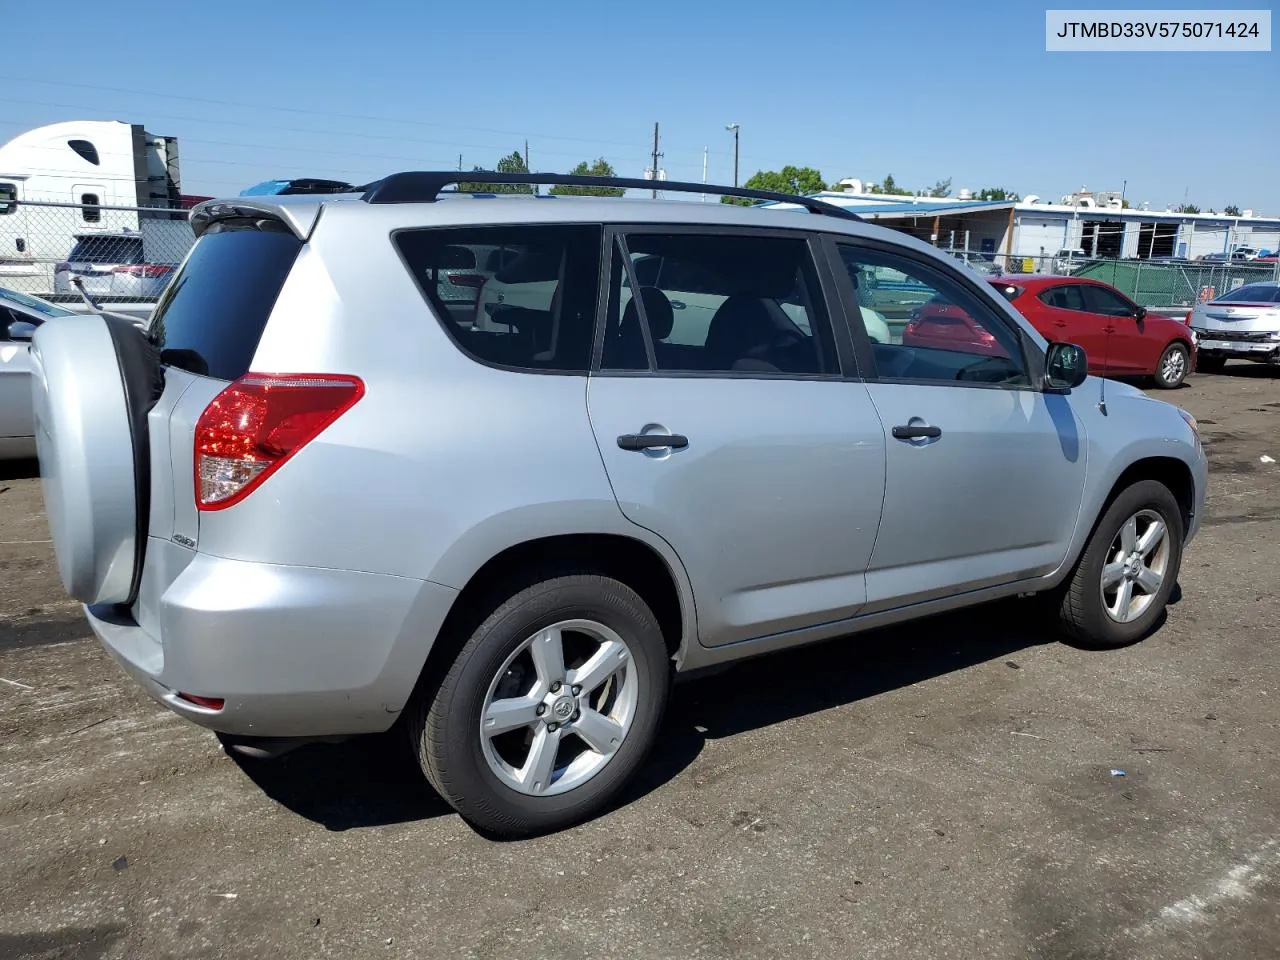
194, 373, 364, 510
112, 264, 175, 278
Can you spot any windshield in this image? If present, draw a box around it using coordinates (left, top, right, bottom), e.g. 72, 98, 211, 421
1214, 283, 1280, 304
0, 287, 76, 318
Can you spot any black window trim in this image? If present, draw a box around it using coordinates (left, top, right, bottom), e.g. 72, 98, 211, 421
590, 222, 853, 382
820, 234, 1049, 393
389, 221, 607, 378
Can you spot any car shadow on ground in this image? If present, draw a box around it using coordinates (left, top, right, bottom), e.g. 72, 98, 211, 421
227, 726, 453, 831
615, 599, 1067, 815
1205, 364, 1280, 380
0, 458, 39, 482
234, 594, 1162, 834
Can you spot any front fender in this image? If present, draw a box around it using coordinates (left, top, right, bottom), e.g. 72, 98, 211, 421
1047, 379, 1206, 584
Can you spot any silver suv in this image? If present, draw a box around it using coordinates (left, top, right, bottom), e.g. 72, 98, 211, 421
30, 172, 1207, 838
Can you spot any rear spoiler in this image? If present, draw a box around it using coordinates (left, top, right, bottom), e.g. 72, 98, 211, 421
188, 197, 335, 240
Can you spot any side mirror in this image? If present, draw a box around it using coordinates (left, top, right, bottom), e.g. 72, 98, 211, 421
1044, 341, 1088, 391
6, 319, 37, 341
1134, 305, 1147, 320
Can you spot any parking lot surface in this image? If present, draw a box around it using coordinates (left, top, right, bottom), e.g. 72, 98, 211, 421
2, 367, 1278, 960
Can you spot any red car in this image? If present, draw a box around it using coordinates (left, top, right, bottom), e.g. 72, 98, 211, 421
903, 275, 1197, 388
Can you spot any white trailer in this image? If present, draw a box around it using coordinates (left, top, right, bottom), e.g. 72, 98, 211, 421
0, 120, 187, 296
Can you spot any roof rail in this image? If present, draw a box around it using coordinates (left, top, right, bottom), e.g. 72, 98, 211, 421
358, 171, 863, 222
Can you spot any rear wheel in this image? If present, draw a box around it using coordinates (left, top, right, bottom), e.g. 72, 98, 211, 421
1154, 342, 1190, 388
409, 573, 670, 837
1055, 480, 1184, 648
1195, 354, 1227, 375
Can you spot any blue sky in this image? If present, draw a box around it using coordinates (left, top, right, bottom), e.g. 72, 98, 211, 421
1, 0, 1276, 210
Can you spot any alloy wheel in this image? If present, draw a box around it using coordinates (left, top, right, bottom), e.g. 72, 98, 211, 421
479, 619, 638, 796
1100, 509, 1170, 623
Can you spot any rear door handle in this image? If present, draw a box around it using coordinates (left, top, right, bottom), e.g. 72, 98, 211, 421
618, 433, 689, 451
891, 424, 942, 440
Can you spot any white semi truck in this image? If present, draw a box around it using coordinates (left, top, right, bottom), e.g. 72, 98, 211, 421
0, 120, 193, 298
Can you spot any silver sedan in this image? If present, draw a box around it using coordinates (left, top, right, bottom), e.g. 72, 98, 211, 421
1187, 282, 1280, 373
0, 287, 143, 459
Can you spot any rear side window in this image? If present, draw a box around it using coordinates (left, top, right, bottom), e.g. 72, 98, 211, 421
1038, 284, 1087, 311
394, 224, 602, 373
68, 235, 143, 264
0, 183, 16, 215
148, 218, 302, 380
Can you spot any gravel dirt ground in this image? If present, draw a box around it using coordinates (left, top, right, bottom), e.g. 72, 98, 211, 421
1, 366, 1278, 960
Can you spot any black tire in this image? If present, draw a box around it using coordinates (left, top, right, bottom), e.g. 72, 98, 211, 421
1055, 480, 1184, 649
409, 574, 670, 838
1195, 354, 1227, 375
1153, 341, 1190, 389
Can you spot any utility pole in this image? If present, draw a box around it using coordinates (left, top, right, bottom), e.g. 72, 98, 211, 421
458, 153, 462, 172
702, 145, 708, 202
525, 139, 534, 196
726, 123, 740, 187
650, 122, 662, 199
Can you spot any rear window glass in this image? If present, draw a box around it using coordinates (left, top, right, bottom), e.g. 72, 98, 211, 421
68, 236, 143, 264
147, 219, 301, 380
394, 224, 602, 373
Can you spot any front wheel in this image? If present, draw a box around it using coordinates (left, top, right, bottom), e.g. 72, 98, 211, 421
409, 574, 670, 838
1154, 342, 1190, 388
1055, 480, 1184, 648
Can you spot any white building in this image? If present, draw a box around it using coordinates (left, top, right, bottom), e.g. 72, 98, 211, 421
761, 191, 1280, 263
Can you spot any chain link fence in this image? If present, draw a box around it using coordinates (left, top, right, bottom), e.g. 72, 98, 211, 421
939, 247, 1280, 309
0, 199, 195, 306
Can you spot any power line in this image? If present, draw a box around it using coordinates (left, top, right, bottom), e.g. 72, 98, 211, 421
0, 75, 647, 151
0, 97, 646, 169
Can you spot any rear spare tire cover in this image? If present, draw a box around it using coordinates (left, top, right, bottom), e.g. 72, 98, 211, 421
30, 314, 160, 605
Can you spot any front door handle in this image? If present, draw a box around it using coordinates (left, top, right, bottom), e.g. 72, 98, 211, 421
618, 433, 689, 451
891, 424, 942, 440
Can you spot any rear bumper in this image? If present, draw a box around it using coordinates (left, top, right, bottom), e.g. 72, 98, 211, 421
85, 550, 458, 737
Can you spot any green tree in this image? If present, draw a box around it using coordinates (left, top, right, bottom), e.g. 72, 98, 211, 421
975, 186, 1020, 201
719, 165, 826, 204
867, 174, 908, 196
926, 177, 952, 198
549, 158, 625, 196
1224, 204, 1242, 216
1174, 203, 1200, 214
457, 149, 534, 194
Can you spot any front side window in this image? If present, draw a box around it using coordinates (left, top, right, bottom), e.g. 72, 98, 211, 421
395, 224, 602, 374
1080, 284, 1135, 317
601, 231, 837, 376
836, 244, 1030, 387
